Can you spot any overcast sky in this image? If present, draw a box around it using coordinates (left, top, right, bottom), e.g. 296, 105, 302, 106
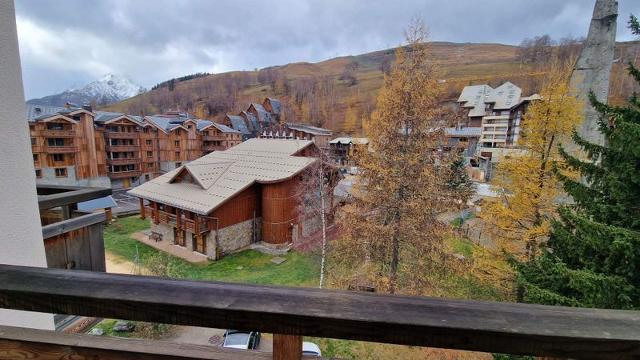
15, 0, 640, 99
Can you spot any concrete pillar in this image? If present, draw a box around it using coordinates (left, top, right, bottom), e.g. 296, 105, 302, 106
0, 0, 54, 330
570, 0, 618, 147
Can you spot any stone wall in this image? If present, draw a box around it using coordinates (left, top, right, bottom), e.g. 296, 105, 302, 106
212, 218, 260, 256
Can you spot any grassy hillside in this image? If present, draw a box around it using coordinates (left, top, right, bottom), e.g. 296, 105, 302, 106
104, 41, 640, 134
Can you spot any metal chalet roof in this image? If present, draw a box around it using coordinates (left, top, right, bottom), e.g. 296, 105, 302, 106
286, 123, 332, 136
485, 82, 522, 110
25, 104, 82, 121
128, 138, 316, 215
250, 103, 273, 123
457, 85, 493, 118
226, 115, 251, 135
266, 98, 282, 114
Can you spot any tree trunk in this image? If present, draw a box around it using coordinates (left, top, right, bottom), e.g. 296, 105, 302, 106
318, 165, 327, 289
389, 222, 400, 294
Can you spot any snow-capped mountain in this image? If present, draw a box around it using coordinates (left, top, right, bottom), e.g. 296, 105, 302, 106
27, 74, 145, 107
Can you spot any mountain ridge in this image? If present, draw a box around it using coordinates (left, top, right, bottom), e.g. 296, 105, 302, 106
27, 74, 145, 107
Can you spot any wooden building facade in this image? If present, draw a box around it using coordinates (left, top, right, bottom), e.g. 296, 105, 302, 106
26, 104, 241, 189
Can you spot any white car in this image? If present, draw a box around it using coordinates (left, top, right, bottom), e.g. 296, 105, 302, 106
222, 330, 260, 350
302, 341, 322, 357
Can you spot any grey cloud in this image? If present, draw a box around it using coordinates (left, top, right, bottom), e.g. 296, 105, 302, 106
14, 0, 640, 99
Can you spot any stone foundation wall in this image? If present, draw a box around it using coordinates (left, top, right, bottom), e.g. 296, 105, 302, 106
302, 214, 322, 238
212, 218, 260, 256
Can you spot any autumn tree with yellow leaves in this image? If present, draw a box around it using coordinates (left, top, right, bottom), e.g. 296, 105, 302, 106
482, 61, 582, 261
331, 21, 457, 294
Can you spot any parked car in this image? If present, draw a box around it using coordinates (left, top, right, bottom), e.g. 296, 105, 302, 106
222, 330, 260, 350
302, 341, 322, 356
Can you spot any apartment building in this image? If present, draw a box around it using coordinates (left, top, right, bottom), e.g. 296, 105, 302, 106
28, 104, 110, 187
456, 82, 540, 162
26, 104, 241, 189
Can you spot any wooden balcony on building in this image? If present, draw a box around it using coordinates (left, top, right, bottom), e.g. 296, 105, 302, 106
105, 131, 139, 139
41, 129, 76, 138
203, 135, 227, 142
0, 264, 639, 360
44, 145, 78, 153
204, 144, 226, 152
143, 205, 211, 234
106, 145, 140, 152
108, 157, 141, 166
109, 170, 142, 179
31, 145, 42, 153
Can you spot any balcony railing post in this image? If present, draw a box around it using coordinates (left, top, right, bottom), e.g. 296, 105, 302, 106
272, 334, 301, 360
139, 198, 146, 220
152, 202, 159, 225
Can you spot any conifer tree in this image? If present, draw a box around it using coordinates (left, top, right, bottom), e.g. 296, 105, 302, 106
332, 20, 455, 294
446, 153, 474, 206
515, 18, 640, 309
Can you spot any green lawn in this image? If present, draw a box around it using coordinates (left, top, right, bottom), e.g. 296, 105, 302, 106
104, 216, 320, 287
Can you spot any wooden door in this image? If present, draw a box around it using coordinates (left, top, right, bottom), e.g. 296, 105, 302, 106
123, 178, 131, 188
195, 234, 206, 254
174, 228, 185, 247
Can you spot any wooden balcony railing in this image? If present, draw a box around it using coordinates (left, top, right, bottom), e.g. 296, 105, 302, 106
41, 129, 76, 138
106, 144, 140, 152
105, 132, 139, 139
203, 135, 227, 142
204, 144, 226, 152
44, 145, 78, 153
109, 170, 142, 179
146, 206, 211, 234
108, 157, 141, 166
0, 265, 639, 360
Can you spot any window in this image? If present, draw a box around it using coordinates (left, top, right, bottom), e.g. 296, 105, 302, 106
174, 140, 180, 147
47, 123, 64, 130
146, 162, 153, 169
47, 138, 65, 147
55, 168, 67, 177
175, 162, 182, 167
175, 151, 180, 158
145, 174, 150, 181
147, 151, 153, 158
32, 154, 38, 162
31, 137, 36, 146
187, 125, 192, 129
35, 169, 42, 178
53, 154, 64, 162
146, 139, 153, 146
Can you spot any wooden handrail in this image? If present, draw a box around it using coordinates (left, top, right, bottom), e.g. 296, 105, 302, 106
0, 265, 639, 359
37, 186, 112, 211
41, 212, 106, 239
